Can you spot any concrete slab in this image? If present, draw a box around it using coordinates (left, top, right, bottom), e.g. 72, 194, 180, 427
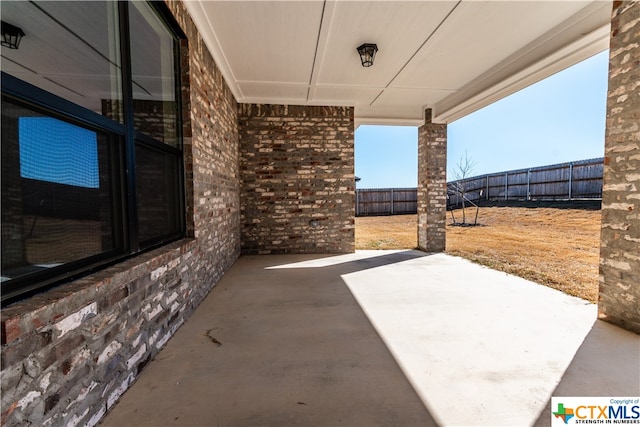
101, 250, 640, 427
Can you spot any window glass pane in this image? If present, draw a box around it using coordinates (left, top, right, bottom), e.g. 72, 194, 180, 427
0, 1, 123, 122
19, 118, 100, 188
136, 143, 181, 244
129, 2, 179, 148
1, 98, 120, 283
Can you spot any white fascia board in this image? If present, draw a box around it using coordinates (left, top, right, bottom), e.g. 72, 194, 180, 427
433, 24, 610, 124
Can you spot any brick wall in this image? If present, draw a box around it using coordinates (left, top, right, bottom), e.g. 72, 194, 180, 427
238, 104, 355, 254
417, 109, 447, 253
0, 1, 241, 426
599, 0, 640, 334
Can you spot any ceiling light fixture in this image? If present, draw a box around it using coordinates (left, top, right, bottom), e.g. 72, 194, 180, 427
357, 43, 378, 67
1, 21, 25, 50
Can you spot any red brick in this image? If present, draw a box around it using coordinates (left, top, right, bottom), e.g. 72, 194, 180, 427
1, 317, 22, 345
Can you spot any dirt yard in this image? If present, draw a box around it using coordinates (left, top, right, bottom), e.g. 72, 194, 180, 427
355, 206, 601, 303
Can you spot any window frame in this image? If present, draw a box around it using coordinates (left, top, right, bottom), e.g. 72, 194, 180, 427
1, 1, 186, 305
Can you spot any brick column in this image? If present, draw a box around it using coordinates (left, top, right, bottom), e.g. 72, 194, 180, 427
417, 109, 447, 252
599, 1, 640, 334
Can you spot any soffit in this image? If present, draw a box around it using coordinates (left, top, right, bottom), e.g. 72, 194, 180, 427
186, 1, 613, 125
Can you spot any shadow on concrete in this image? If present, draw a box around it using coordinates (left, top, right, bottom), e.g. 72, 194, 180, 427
101, 250, 438, 427
533, 320, 640, 427
262, 249, 430, 275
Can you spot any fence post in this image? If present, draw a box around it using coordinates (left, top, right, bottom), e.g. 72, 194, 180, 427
568, 162, 573, 200
486, 175, 489, 200
390, 188, 394, 215
527, 169, 531, 201
356, 189, 359, 216
505, 172, 508, 201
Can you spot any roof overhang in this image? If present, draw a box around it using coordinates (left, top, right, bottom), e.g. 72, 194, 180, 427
183, 0, 612, 126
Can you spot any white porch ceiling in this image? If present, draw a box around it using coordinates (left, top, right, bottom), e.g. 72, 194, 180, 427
184, 0, 612, 126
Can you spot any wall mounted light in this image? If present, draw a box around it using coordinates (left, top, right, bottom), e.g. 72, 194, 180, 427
357, 43, 378, 67
1, 21, 25, 50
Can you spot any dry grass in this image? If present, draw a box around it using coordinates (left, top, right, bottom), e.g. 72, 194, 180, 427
355, 207, 601, 303
354, 214, 419, 249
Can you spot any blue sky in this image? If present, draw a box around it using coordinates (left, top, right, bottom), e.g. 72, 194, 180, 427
354, 50, 609, 189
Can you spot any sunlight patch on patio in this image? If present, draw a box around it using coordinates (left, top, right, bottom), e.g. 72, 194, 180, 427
339, 251, 598, 425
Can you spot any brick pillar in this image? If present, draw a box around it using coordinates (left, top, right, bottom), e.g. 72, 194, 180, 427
599, 1, 640, 334
417, 109, 447, 252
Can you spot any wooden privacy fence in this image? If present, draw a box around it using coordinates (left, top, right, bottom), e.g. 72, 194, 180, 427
356, 187, 418, 216
447, 157, 603, 208
355, 158, 603, 216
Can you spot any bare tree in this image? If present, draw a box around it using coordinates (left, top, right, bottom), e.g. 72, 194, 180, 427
451, 151, 479, 225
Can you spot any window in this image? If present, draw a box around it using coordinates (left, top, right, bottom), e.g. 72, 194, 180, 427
1, 1, 185, 303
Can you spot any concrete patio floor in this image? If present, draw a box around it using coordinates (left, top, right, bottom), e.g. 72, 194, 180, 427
101, 250, 640, 427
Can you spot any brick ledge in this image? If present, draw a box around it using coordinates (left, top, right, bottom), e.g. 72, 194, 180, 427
1, 238, 197, 346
